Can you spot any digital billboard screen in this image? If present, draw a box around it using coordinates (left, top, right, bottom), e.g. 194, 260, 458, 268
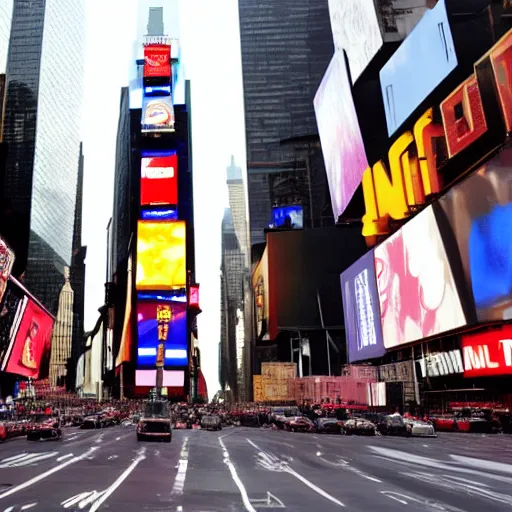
140, 208, 178, 221
374, 206, 466, 349
143, 44, 171, 78
341, 249, 385, 362
137, 302, 188, 367
2, 298, 54, 379
438, 148, 512, 323
272, 206, 303, 229
380, 0, 458, 136
314, 52, 369, 219
135, 369, 185, 387
141, 151, 178, 206
0, 238, 14, 305
136, 220, 186, 291
141, 96, 175, 133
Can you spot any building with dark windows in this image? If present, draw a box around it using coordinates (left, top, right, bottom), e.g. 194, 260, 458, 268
238, 0, 334, 246
1, 0, 85, 315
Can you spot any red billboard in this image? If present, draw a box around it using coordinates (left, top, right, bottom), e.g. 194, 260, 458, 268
2, 298, 54, 379
141, 152, 178, 206
462, 325, 512, 378
144, 44, 171, 78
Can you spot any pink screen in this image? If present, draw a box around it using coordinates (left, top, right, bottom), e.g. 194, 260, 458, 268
135, 369, 185, 387
374, 206, 466, 349
314, 52, 369, 219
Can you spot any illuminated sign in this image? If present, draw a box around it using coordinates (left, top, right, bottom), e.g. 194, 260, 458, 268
141, 209, 178, 221
141, 96, 175, 134
138, 292, 187, 303
140, 152, 178, 206
417, 350, 463, 378
362, 30, 512, 243
143, 44, 171, 78
136, 220, 186, 290
462, 325, 512, 378
189, 285, 200, 309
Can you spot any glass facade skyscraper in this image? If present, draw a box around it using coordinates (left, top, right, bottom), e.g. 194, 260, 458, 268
2, 0, 85, 314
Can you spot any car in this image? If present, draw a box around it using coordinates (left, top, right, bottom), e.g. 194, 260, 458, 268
137, 417, 172, 442
377, 414, 410, 436
344, 417, 376, 436
26, 415, 63, 441
285, 416, 315, 433
403, 418, 437, 437
315, 417, 344, 434
201, 414, 222, 431
80, 415, 102, 429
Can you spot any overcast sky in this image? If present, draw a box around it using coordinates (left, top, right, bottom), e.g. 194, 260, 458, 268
82, 0, 247, 395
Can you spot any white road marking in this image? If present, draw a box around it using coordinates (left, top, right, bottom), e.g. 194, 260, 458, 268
171, 437, 189, 496
116, 437, 121, 441
450, 455, 512, 475
176, 507, 183, 512
220, 437, 256, 512
1, 453, 28, 463
88, 447, 147, 512
95, 434, 105, 444
0, 452, 59, 468
381, 491, 408, 505
57, 454, 74, 462
20, 504, 37, 510
0, 447, 98, 500
246, 438, 345, 507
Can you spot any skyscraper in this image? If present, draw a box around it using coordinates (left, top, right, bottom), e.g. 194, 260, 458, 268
238, 0, 333, 246
1, 0, 85, 314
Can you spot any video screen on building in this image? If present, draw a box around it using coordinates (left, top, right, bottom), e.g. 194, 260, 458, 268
137, 302, 188, 368
272, 205, 303, 229
136, 220, 186, 291
439, 147, 512, 323
341, 249, 386, 362
314, 52, 369, 220
143, 44, 171, 78
141, 151, 178, 206
374, 206, 466, 349
135, 369, 185, 387
0, 238, 15, 305
2, 297, 54, 379
141, 96, 175, 133
380, 0, 457, 136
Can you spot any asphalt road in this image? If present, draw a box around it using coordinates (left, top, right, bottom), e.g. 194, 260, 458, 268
0, 426, 511, 511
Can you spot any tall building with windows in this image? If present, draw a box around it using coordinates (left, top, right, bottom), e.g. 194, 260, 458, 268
1, 0, 86, 314
238, 0, 333, 246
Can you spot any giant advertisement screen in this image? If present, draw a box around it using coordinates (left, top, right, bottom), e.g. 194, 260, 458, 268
314, 52, 369, 219
2, 298, 54, 379
341, 249, 385, 362
143, 44, 171, 78
380, 0, 458, 136
141, 151, 178, 206
137, 302, 188, 367
375, 206, 466, 349
136, 220, 186, 290
439, 148, 512, 323
141, 96, 175, 133
0, 238, 14, 305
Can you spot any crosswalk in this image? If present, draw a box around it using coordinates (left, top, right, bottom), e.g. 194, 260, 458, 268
0, 452, 59, 469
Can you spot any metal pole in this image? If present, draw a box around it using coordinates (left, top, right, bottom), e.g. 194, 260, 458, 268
326, 333, 331, 377
290, 337, 293, 363
120, 364, 124, 401
298, 331, 303, 378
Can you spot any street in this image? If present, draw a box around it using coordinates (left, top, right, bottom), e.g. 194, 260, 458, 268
0, 427, 511, 511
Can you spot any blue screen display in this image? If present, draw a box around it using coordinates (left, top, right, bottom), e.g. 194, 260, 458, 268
137, 291, 187, 303
272, 205, 304, 229
141, 208, 178, 221
380, 0, 457, 136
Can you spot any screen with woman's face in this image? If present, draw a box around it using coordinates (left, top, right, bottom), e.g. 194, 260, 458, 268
375, 206, 466, 349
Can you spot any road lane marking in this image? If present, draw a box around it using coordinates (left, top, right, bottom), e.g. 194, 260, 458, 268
1, 453, 28, 463
381, 491, 408, 505
20, 504, 37, 510
219, 437, 256, 512
0, 452, 59, 468
171, 437, 189, 496
56, 454, 74, 462
88, 448, 146, 512
246, 438, 345, 507
0, 447, 98, 500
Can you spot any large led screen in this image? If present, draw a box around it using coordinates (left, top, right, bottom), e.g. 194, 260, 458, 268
0, 238, 14, 305
272, 206, 303, 229
439, 148, 512, 322
136, 221, 186, 291
314, 52, 369, 219
2, 298, 54, 379
141, 96, 175, 133
135, 369, 185, 387
380, 0, 457, 136
141, 151, 178, 206
143, 44, 171, 78
375, 206, 466, 349
137, 302, 188, 367
341, 249, 386, 362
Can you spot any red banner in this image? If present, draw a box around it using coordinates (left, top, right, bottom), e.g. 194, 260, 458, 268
5, 299, 54, 379
140, 152, 178, 206
144, 44, 171, 78
462, 325, 512, 378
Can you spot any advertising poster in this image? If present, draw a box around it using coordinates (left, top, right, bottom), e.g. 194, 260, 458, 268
252, 248, 270, 340
439, 147, 512, 322
143, 44, 171, 78
136, 220, 186, 290
141, 96, 175, 133
375, 206, 466, 349
2, 298, 54, 379
0, 239, 14, 306
137, 302, 188, 367
314, 52, 369, 219
272, 205, 303, 229
341, 249, 386, 362
140, 151, 178, 206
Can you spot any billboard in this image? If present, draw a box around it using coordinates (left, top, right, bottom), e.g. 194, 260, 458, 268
461, 325, 512, 378
380, 0, 457, 136
438, 148, 512, 323
135, 369, 185, 387
143, 44, 171, 78
136, 220, 186, 290
140, 151, 178, 206
341, 249, 386, 362
314, 52, 369, 219
0, 238, 14, 305
272, 205, 303, 229
374, 206, 466, 349
141, 96, 175, 133
2, 298, 54, 379
141, 208, 178, 221
252, 247, 270, 341
137, 302, 188, 367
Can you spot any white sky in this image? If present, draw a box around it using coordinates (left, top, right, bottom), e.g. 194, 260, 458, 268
82, 0, 247, 395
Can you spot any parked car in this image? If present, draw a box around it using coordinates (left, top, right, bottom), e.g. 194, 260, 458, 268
315, 417, 344, 434
137, 417, 172, 442
377, 414, 410, 436
344, 417, 376, 436
285, 416, 315, 433
80, 415, 102, 429
27, 415, 63, 441
201, 415, 222, 431
404, 418, 437, 437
